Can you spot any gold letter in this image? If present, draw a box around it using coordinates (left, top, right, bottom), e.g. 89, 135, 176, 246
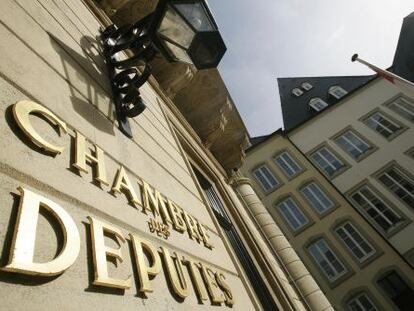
183, 211, 201, 243
161, 248, 189, 298
167, 200, 187, 233
13, 100, 67, 154
88, 216, 131, 289
200, 263, 225, 304
198, 223, 214, 249
183, 257, 209, 302
216, 272, 234, 306
129, 234, 161, 293
111, 166, 141, 207
72, 131, 109, 186
141, 180, 172, 225
2, 187, 80, 275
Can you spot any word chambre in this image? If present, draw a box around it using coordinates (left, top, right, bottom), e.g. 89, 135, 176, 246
1, 100, 234, 307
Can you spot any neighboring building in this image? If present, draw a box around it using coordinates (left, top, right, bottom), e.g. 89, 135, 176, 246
276, 12, 414, 311
241, 130, 414, 311
0, 0, 334, 310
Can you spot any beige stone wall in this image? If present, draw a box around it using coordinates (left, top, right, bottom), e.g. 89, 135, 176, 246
241, 133, 414, 310
289, 78, 414, 261
0, 1, 259, 310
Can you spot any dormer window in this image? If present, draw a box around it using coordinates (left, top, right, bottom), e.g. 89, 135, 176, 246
302, 82, 313, 91
309, 98, 328, 112
329, 86, 347, 99
292, 88, 304, 97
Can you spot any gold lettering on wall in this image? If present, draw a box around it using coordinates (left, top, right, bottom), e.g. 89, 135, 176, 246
1, 187, 80, 276
13, 100, 67, 154
200, 263, 226, 304
88, 216, 131, 289
182, 257, 209, 302
161, 247, 189, 298
111, 166, 141, 208
0, 187, 235, 307
10, 101, 214, 249
73, 131, 109, 186
167, 200, 187, 233
216, 272, 234, 307
129, 234, 161, 293
142, 180, 173, 226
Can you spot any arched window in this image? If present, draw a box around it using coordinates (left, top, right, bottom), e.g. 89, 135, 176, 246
309, 98, 328, 112
329, 85, 347, 99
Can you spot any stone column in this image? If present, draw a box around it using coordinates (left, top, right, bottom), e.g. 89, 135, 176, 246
231, 176, 334, 311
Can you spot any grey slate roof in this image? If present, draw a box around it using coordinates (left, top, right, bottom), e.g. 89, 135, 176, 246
278, 75, 374, 132
392, 12, 414, 83
278, 11, 413, 133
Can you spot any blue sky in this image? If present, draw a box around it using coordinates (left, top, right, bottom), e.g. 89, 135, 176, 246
208, 0, 414, 137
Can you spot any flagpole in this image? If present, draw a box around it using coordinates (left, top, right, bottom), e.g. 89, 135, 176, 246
351, 53, 414, 99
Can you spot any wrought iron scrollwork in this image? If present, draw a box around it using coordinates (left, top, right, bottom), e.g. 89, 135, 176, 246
100, 17, 156, 137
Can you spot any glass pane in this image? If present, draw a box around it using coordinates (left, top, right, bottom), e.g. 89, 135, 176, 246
174, 2, 215, 31
163, 40, 193, 64
158, 6, 195, 48
390, 98, 414, 122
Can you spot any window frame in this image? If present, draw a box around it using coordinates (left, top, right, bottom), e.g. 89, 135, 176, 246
386, 96, 414, 123
376, 164, 414, 208
346, 292, 379, 311
307, 237, 350, 284
332, 128, 376, 162
334, 221, 376, 264
299, 181, 336, 216
275, 196, 311, 234
362, 109, 406, 141
347, 182, 406, 237
251, 163, 281, 194
329, 85, 348, 99
376, 269, 414, 311
273, 150, 304, 179
309, 97, 328, 112
308, 144, 349, 179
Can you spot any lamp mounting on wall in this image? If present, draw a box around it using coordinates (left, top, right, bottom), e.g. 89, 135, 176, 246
100, 0, 227, 138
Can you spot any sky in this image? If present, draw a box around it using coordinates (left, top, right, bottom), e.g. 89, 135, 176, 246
208, 0, 414, 137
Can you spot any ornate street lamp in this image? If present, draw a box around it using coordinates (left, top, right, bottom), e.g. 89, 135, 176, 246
100, 0, 226, 137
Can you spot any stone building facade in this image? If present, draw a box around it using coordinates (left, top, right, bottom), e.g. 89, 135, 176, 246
0, 1, 333, 310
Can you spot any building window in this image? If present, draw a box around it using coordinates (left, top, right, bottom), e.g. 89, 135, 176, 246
276, 197, 309, 231
309, 98, 328, 112
308, 239, 347, 281
347, 293, 378, 311
329, 85, 348, 99
274, 151, 303, 177
302, 82, 313, 91
388, 97, 414, 122
364, 111, 402, 139
292, 88, 303, 97
252, 165, 280, 192
335, 222, 375, 262
377, 271, 414, 311
378, 166, 414, 207
193, 168, 278, 310
350, 185, 402, 232
300, 182, 334, 214
335, 130, 372, 160
311, 146, 345, 177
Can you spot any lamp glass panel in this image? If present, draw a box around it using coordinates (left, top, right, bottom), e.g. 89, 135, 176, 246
163, 40, 193, 64
174, 2, 215, 31
157, 5, 195, 48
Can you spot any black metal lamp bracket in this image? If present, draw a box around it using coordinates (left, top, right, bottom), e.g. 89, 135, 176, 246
100, 17, 156, 138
